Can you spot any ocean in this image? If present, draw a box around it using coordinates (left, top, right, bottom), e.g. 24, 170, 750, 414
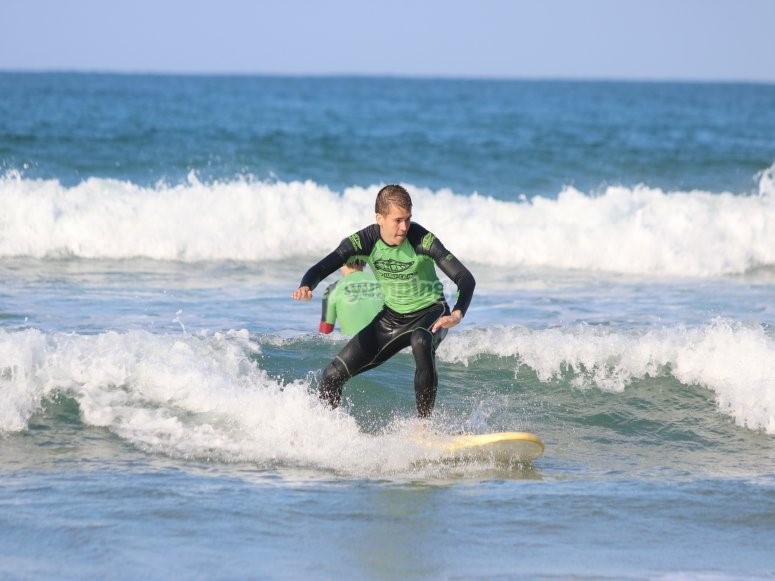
1, 72, 774, 579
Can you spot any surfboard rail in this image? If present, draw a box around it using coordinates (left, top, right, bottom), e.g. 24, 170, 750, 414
417, 430, 545, 463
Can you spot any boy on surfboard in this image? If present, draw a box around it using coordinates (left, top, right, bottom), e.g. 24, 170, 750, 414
292, 184, 475, 417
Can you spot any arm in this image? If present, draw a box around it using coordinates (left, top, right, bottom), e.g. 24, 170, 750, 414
292, 240, 356, 301
298, 250, 346, 294
425, 236, 476, 332
435, 252, 475, 316
319, 283, 337, 333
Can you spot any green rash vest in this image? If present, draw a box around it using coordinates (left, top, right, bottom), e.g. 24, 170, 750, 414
300, 223, 475, 317
319, 270, 383, 334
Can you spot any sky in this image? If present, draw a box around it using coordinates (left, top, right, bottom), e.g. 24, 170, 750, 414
2, 0, 775, 83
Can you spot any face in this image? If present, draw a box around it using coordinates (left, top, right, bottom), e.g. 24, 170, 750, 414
376, 204, 411, 246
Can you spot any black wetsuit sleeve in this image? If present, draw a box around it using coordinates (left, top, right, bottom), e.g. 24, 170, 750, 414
299, 226, 376, 290
427, 238, 476, 317
299, 248, 347, 291
320, 282, 336, 320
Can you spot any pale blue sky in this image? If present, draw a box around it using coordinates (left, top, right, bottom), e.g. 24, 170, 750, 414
2, 0, 774, 82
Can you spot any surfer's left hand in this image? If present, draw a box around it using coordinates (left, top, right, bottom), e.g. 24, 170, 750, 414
432, 310, 462, 333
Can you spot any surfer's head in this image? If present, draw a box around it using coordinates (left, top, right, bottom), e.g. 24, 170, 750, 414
375, 184, 412, 216
375, 185, 412, 246
341, 258, 366, 274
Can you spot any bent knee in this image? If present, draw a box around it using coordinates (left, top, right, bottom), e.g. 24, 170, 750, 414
322, 358, 349, 385
319, 359, 349, 408
410, 328, 434, 352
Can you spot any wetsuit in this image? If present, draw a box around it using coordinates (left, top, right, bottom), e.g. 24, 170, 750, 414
319, 270, 383, 335
300, 222, 475, 417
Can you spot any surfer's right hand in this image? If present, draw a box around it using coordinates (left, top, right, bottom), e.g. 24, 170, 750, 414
292, 286, 313, 301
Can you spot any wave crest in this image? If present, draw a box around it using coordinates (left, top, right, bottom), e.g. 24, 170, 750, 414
440, 320, 775, 433
1, 166, 774, 276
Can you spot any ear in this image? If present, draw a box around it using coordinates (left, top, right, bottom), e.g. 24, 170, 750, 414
375, 212, 384, 226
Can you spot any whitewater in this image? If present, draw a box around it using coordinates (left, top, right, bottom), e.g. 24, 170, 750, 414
2, 166, 774, 276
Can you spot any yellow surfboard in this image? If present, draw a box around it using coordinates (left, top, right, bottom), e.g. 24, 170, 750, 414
420, 431, 545, 463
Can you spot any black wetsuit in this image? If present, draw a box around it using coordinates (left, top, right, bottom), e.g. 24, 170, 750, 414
300, 222, 475, 417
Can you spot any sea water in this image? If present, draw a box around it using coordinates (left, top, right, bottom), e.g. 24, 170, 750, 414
1, 73, 774, 579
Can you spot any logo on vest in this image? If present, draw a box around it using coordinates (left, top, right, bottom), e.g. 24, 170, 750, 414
374, 258, 412, 273
344, 282, 381, 298
374, 258, 415, 280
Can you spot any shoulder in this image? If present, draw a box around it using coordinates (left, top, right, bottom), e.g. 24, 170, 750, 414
407, 223, 437, 253
347, 224, 380, 253
407, 222, 429, 242
323, 280, 339, 297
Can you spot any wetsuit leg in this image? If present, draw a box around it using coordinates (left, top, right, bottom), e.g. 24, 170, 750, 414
318, 301, 449, 416
317, 315, 384, 410
411, 326, 448, 417
319, 358, 348, 408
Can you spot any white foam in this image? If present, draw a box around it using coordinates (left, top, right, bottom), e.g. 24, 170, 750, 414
1, 165, 774, 276
1, 319, 771, 475
0, 328, 451, 475
439, 320, 775, 434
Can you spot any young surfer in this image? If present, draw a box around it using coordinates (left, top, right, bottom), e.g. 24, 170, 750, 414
292, 184, 475, 417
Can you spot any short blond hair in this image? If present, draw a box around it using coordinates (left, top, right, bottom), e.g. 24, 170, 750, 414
375, 184, 412, 216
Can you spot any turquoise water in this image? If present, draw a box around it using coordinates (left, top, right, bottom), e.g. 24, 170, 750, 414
1, 73, 774, 579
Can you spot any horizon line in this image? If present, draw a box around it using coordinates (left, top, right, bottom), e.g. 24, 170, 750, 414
1, 67, 774, 87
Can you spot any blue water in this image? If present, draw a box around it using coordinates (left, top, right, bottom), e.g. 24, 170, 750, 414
1, 72, 774, 579
4, 73, 773, 196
